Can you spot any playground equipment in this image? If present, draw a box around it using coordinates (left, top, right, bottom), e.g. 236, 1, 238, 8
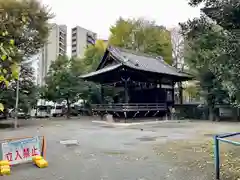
214, 132, 240, 180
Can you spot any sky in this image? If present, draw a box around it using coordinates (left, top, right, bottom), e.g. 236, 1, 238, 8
40, 0, 202, 39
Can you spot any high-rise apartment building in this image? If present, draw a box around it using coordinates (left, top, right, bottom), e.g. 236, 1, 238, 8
71, 26, 97, 57
37, 23, 67, 86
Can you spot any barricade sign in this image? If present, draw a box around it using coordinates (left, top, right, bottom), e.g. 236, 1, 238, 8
0, 136, 46, 166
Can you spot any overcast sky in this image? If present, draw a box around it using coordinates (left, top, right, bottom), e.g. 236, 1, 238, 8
40, 0, 202, 39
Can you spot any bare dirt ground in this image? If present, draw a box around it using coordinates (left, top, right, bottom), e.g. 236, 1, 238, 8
0, 117, 239, 180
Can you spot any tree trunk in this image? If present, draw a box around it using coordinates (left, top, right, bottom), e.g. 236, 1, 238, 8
66, 98, 70, 119
209, 106, 216, 121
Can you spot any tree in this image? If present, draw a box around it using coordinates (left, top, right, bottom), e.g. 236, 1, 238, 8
81, 40, 107, 72
170, 27, 187, 104
188, 0, 240, 31
180, 16, 229, 120
109, 18, 173, 64
0, 64, 38, 112
184, 0, 240, 110
42, 56, 82, 117
0, 0, 53, 57
12, 65, 38, 112
171, 27, 185, 69
75, 40, 117, 105
0, 0, 52, 111
183, 83, 200, 102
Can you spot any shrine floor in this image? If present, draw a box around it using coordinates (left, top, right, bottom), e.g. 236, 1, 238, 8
0, 117, 239, 180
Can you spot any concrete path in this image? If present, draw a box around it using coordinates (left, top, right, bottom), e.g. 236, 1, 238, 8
1, 118, 236, 180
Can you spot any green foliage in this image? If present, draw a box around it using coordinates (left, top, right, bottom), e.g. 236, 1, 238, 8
188, 0, 222, 6
109, 18, 173, 64
183, 83, 200, 101
0, 64, 38, 112
180, 16, 229, 120
186, 0, 240, 107
15, 65, 38, 111
0, 29, 19, 88
0, 0, 52, 111
81, 40, 107, 72
42, 56, 83, 108
0, 0, 53, 57
79, 40, 115, 104
188, 0, 240, 30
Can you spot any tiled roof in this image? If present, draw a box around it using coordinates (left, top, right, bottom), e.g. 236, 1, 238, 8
80, 46, 191, 79
109, 46, 190, 78
80, 64, 121, 78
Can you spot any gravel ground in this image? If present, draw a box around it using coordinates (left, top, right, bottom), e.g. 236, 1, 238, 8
0, 118, 239, 180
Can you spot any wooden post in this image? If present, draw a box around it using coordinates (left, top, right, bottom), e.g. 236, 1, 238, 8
170, 82, 175, 120
178, 82, 183, 104
122, 77, 130, 123
100, 85, 104, 104
100, 85, 104, 120
124, 79, 128, 103
124, 79, 128, 123
172, 82, 175, 105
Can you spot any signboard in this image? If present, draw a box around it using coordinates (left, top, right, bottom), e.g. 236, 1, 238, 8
1, 136, 41, 165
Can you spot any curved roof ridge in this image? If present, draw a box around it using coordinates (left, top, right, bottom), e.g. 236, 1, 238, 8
109, 46, 180, 70
110, 46, 162, 60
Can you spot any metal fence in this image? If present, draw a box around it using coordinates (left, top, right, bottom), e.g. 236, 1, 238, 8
91, 103, 167, 112
214, 132, 240, 180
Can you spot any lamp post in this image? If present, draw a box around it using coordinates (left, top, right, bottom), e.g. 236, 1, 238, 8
14, 59, 34, 129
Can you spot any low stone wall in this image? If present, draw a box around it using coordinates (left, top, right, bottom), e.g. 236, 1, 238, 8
175, 104, 240, 121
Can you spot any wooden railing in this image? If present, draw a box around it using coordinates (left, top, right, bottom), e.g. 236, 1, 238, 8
91, 103, 167, 112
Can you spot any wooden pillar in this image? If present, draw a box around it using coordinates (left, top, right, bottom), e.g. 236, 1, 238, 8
100, 85, 104, 120
156, 80, 161, 103
100, 85, 104, 104
171, 82, 175, 120
122, 77, 130, 123
178, 82, 183, 104
172, 82, 175, 105
123, 77, 130, 103
124, 80, 128, 103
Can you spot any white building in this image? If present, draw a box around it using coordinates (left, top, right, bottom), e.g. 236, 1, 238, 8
37, 23, 67, 86
71, 26, 97, 57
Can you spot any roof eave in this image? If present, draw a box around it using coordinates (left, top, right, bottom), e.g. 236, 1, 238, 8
80, 64, 123, 79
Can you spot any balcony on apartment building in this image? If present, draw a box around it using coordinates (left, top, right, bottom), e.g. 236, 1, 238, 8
59, 48, 65, 56
71, 45, 77, 52
71, 43, 77, 56
71, 27, 77, 38
72, 27, 77, 33
86, 32, 96, 45
72, 38, 77, 46
72, 43, 77, 49
59, 35, 66, 41
59, 30, 66, 36
72, 31, 77, 37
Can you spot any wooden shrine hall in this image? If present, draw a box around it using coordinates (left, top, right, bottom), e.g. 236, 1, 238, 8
80, 46, 192, 119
